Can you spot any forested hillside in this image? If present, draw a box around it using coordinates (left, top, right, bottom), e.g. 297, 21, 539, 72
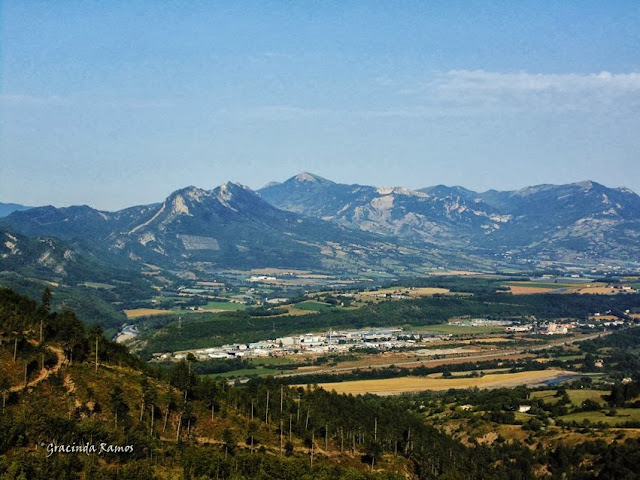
2, 288, 640, 479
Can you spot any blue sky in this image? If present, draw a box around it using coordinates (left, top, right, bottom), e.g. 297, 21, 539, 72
1, 1, 639, 210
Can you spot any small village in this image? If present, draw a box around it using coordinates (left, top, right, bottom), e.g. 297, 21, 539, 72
152, 316, 615, 362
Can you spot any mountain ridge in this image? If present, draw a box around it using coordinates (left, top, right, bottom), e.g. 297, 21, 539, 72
2, 181, 425, 273
3, 175, 639, 273
259, 173, 640, 266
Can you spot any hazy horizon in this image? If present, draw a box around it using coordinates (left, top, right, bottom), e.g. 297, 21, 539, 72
2, 2, 639, 210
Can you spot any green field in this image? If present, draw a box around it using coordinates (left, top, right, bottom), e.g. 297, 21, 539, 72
530, 390, 561, 403
566, 389, 607, 407
514, 412, 534, 422
201, 301, 246, 311
294, 300, 335, 312
80, 282, 116, 290
205, 367, 279, 378
560, 408, 640, 425
552, 355, 585, 361
414, 324, 505, 335
532, 389, 607, 407
250, 356, 297, 367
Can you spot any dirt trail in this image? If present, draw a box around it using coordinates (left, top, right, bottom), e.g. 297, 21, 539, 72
9, 345, 65, 393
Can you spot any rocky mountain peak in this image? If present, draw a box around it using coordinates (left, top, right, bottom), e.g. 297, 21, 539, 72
376, 186, 428, 198
294, 172, 320, 182
289, 172, 334, 184
573, 180, 597, 191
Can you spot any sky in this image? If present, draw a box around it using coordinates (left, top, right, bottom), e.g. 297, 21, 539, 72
1, 1, 639, 211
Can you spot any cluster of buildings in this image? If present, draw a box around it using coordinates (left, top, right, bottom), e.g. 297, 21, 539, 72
157, 327, 451, 361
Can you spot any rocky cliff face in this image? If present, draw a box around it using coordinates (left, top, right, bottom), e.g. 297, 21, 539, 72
260, 174, 640, 266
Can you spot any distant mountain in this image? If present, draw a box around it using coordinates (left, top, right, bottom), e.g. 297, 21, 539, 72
258, 173, 502, 243
0, 202, 32, 218
0, 228, 134, 284
470, 181, 640, 262
260, 174, 640, 266
258, 173, 516, 254
0, 203, 160, 241
2, 182, 426, 273
4, 175, 639, 273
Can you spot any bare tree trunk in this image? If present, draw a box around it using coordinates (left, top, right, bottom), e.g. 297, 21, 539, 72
374, 417, 377, 441
140, 400, 145, 422
150, 406, 155, 437
176, 414, 182, 441
13, 338, 18, 362
163, 406, 170, 432
325, 423, 328, 451
265, 390, 269, 424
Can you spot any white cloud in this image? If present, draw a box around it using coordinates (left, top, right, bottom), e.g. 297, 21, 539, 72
221, 104, 450, 121
406, 70, 640, 113
0, 94, 67, 106
0, 94, 173, 109
219, 70, 640, 122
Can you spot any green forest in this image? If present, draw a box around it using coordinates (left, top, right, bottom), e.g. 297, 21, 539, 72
2, 287, 640, 478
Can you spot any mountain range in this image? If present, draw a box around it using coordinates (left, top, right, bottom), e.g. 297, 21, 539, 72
0, 202, 31, 218
260, 174, 640, 267
0, 181, 424, 275
2, 173, 639, 276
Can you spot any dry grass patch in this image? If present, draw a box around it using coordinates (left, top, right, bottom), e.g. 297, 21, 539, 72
308, 369, 576, 396
577, 287, 619, 295
124, 308, 174, 318
357, 287, 451, 300
508, 286, 559, 295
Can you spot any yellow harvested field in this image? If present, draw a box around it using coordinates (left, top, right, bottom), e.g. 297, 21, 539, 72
577, 287, 619, 295
508, 286, 558, 295
310, 369, 576, 396
124, 308, 174, 318
358, 287, 451, 298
